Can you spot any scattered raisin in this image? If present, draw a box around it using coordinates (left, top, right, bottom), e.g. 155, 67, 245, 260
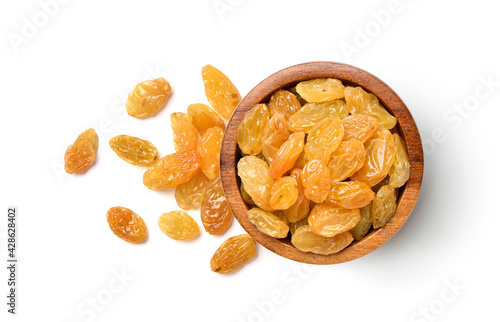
109, 134, 157, 166
126, 78, 171, 119
106, 206, 148, 244
64, 128, 98, 174
210, 234, 257, 274
158, 211, 200, 240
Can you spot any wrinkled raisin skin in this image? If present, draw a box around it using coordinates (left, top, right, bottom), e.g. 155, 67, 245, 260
237, 104, 270, 156
261, 113, 290, 163
247, 208, 289, 238
304, 115, 344, 164
327, 181, 374, 209
344, 86, 397, 129
210, 234, 257, 274
268, 132, 305, 179
109, 134, 157, 166
143, 150, 201, 190
328, 139, 366, 183
389, 133, 410, 188
291, 225, 353, 255
187, 103, 226, 136
106, 206, 148, 244
288, 100, 348, 133
202, 65, 241, 120
269, 176, 298, 211
268, 89, 302, 120
308, 203, 361, 237
198, 126, 224, 180
295, 78, 345, 103
238, 156, 275, 211
342, 114, 379, 143
174, 171, 211, 210
351, 129, 396, 187
301, 160, 330, 204
283, 169, 310, 223
371, 185, 397, 229
201, 180, 233, 235
350, 204, 372, 241
158, 211, 199, 240
126, 78, 171, 119
171, 112, 199, 152
64, 128, 99, 174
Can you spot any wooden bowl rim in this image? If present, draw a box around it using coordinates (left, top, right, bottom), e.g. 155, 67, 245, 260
220, 61, 424, 264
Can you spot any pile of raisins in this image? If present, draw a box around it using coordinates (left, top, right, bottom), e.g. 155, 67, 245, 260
63, 66, 410, 273
237, 78, 410, 255
64, 66, 256, 274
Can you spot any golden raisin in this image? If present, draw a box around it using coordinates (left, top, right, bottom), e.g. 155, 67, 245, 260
143, 150, 201, 190
175, 171, 211, 210
301, 160, 331, 203
344, 86, 396, 129
327, 181, 374, 209
210, 234, 257, 274
389, 133, 410, 188
64, 128, 99, 174
308, 202, 361, 237
202, 65, 241, 120
288, 100, 348, 133
125, 78, 171, 119
106, 206, 148, 243
371, 185, 397, 229
328, 139, 366, 183
295, 78, 345, 102
109, 134, 157, 166
283, 169, 310, 223
291, 225, 353, 255
171, 112, 199, 152
201, 180, 233, 235
269, 176, 298, 210
187, 103, 226, 136
237, 104, 270, 155
268, 132, 305, 179
342, 114, 379, 143
268, 89, 302, 120
351, 129, 396, 187
240, 182, 256, 206
158, 211, 199, 240
350, 203, 372, 241
304, 115, 344, 164
247, 208, 289, 238
261, 113, 291, 163
198, 126, 224, 180
238, 156, 275, 211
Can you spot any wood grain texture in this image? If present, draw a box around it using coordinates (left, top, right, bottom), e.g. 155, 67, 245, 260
220, 61, 424, 264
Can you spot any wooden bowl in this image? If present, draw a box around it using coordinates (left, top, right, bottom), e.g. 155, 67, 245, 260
220, 61, 424, 264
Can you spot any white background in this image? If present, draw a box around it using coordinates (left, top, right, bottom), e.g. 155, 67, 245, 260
1, 0, 499, 321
